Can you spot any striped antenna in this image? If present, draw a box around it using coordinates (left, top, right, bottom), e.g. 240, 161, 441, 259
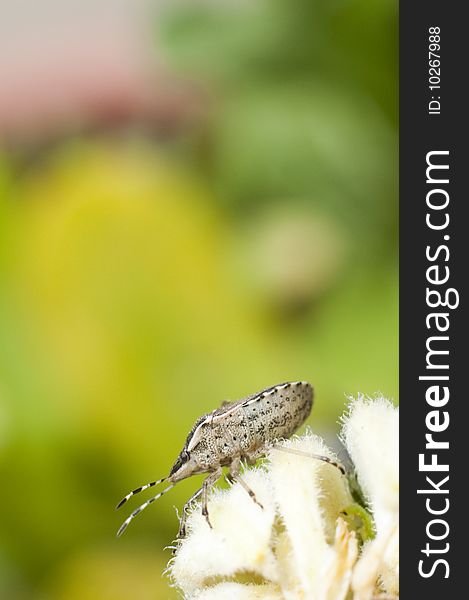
116, 478, 167, 510
116, 483, 175, 537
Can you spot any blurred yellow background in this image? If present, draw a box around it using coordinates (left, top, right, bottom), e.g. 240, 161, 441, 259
0, 1, 397, 598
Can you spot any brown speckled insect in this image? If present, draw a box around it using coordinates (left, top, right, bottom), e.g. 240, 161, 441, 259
116, 381, 345, 538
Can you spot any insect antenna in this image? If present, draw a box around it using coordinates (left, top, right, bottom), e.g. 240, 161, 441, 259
116, 483, 175, 537
116, 478, 167, 510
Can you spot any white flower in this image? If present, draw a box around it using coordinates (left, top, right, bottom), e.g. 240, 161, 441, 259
168, 397, 399, 600
341, 396, 399, 599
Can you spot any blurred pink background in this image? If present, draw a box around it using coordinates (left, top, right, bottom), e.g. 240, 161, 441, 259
0, 0, 200, 141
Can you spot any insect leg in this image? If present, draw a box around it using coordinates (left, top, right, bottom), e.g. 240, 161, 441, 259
177, 486, 204, 539
229, 457, 264, 509
116, 483, 175, 537
201, 467, 223, 529
271, 444, 347, 475
116, 478, 167, 509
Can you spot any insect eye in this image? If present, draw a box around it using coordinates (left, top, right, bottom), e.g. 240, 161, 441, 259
182, 450, 190, 462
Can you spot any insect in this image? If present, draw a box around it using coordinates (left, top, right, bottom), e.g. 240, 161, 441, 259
116, 381, 345, 538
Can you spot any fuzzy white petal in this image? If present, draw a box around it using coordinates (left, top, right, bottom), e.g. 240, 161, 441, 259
268, 433, 353, 598
342, 396, 399, 599
341, 396, 399, 518
320, 517, 359, 600
169, 468, 277, 596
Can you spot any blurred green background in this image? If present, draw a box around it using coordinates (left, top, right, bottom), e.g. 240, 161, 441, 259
0, 0, 397, 598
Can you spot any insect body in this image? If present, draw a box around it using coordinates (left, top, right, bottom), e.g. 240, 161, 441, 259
116, 381, 343, 538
